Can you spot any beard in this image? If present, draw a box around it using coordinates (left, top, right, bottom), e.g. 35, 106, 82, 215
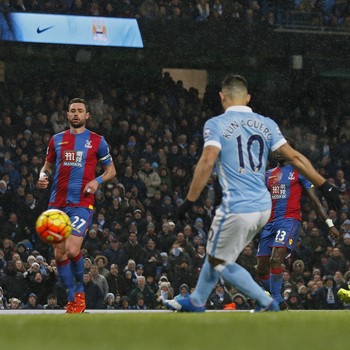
69, 119, 85, 128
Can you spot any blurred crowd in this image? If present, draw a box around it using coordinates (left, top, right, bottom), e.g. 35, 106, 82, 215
2, 0, 350, 28
0, 68, 350, 311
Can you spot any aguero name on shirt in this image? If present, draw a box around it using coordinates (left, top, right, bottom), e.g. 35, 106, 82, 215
221, 118, 273, 141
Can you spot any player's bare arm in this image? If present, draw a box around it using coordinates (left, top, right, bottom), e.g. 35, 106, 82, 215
36, 161, 54, 189
277, 142, 341, 210
83, 162, 116, 194
276, 143, 325, 187
187, 145, 220, 202
305, 187, 340, 241
177, 145, 220, 222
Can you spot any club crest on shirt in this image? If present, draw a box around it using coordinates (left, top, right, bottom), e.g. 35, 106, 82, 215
288, 171, 296, 180
85, 140, 92, 149
203, 128, 211, 142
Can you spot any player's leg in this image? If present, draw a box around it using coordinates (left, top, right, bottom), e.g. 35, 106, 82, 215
256, 224, 274, 292
212, 210, 278, 311
165, 256, 218, 312
256, 256, 271, 292
54, 241, 75, 313
269, 218, 301, 308
65, 207, 93, 313
270, 246, 288, 305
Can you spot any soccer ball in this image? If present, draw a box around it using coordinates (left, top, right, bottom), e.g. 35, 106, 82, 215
35, 209, 72, 244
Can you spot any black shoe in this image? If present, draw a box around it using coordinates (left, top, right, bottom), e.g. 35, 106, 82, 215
279, 301, 289, 311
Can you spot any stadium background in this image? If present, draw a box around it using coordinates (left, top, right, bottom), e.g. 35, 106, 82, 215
0, 1, 350, 313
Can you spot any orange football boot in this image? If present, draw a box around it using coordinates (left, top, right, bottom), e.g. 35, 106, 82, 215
74, 292, 86, 313
65, 301, 76, 314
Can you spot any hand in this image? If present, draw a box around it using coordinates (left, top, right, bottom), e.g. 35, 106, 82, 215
83, 179, 99, 194
36, 176, 49, 189
177, 199, 194, 221
329, 226, 340, 242
318, 181, 342, 211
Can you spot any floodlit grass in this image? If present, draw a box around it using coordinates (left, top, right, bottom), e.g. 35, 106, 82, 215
0, 311, 348, 350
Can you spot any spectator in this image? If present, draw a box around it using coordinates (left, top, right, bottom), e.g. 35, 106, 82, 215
8, 297, 22, 310
155, 280, 174, 309
286, 291, 304, 310
237, 244, 257, 280
157, 222, 177, 254
44, 294, 62, 310
90, 264, 109, 298
21, 293, 44, 309
105, 264, 125, 296
325, 247, 348, 275
142, 238, 160, 277
128, 275, 156, 308
232, 292, 251, 310
83, 229, 102, 257
119, 269, 136, 297
83, 272, 104, 309
103, 292, 118, 309
138, 161, 161, 199
314, 275, 343, 309
2, 213, 25, 244
174, 283, 190, 301
0, 286, 9, 309
94, 255, 109, 278
2, 260, 28, 301
102, 238, 127, 270
123, 232, 145, 264
207, 283, 232, 310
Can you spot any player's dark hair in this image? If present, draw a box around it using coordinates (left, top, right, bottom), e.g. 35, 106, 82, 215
68, 98, 89, 112
221, 74, 248, 91
221, 74, 248, 99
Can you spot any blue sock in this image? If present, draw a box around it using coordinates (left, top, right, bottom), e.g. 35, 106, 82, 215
190, 257, 219, 307
56, 258, 75, 302
70, 252, 84, 293
219, 263, 271, 307
270, 268, 284, 303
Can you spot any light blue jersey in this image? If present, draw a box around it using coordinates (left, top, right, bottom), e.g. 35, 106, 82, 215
204, 106, 286, 214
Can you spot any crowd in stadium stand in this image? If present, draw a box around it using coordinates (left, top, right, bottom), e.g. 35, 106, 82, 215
0, 68, 349, 311
1, 0, 350, 28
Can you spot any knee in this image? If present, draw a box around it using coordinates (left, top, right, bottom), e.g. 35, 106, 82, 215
269, 254, 283, 268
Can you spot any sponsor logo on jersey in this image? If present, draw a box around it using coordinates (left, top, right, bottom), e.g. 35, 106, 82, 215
63, 150, 83, 167
270, 184, 287, 199
58, 141, 69, 146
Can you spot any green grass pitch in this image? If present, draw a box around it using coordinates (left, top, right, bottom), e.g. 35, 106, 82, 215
0, 311, 348, 350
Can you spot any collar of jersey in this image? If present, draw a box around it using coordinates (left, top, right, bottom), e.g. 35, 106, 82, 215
226, 106, 253, 113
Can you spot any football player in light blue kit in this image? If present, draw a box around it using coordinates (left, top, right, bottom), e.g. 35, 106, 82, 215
165, 74, 340, 312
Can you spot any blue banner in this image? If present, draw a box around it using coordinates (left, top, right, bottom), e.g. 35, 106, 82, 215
3, 12, 143, 48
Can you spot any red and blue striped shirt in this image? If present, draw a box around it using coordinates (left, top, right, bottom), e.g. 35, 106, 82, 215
46, 129, 112, 209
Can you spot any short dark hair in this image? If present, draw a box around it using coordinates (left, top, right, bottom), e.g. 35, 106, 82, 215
222, 74, 248, 90
221, 74, 248, 99
68, 98, 89, 112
